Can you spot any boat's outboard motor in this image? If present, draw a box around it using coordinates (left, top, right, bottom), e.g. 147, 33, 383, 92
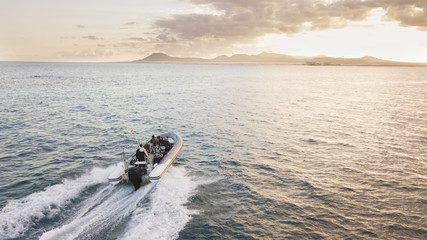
128, 167, 142, 191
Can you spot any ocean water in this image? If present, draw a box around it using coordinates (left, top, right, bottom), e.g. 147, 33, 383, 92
0, 62, 426, 240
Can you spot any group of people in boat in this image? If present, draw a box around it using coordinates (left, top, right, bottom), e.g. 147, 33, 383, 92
128, 135, 174, 190
133, 135, 173, 173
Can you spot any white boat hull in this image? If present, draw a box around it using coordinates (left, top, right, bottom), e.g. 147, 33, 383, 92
149, 133, 183, 181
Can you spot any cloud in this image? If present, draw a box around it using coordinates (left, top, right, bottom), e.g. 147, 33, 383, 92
124, 22, 136, 25
156, 33, 176, 42
125, 37, 145, 42
154, 0, 427, 43
82, 35, 102, 40
382, 1, 427, 29
76, 24, 85, 29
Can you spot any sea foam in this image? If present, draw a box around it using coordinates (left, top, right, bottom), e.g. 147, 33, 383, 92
1, 163, 220, 240
118, 167, 221, 240
0, 166, 115, 239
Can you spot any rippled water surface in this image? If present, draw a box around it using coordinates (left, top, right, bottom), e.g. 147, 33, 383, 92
0, 62, 426, 239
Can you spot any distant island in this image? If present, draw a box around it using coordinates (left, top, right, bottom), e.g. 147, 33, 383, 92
133, 52, 427, 66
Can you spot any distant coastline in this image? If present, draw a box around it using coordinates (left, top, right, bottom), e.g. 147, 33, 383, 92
132, 52, 427, 66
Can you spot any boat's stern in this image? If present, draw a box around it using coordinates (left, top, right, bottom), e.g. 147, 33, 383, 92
108, 166, 126, 185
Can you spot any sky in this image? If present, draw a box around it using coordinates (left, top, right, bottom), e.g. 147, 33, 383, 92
0, 0, 426, 62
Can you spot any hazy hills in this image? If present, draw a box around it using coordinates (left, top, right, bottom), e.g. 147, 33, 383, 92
133, 52, 427, 66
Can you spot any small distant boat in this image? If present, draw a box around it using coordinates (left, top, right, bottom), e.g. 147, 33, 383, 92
108, 133, 183, 190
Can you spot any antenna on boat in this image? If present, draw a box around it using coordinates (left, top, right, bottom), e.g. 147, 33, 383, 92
122, 148, 128, 171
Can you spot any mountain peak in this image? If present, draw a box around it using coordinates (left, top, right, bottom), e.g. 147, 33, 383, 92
143, 52, 172, 61
361, 56, 379, 60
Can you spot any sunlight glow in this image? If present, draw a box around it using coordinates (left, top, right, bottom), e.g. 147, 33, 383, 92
256, 8, 427, 62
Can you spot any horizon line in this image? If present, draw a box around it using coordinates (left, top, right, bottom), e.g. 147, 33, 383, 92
2, 51, 427, 65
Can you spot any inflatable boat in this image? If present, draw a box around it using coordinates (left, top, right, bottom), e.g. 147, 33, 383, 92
108, 133, 183, 190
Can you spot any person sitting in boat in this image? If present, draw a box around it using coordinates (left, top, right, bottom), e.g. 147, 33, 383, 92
144, 142, 151, 154
152, 145, 163, 165
160, 136, 172, 152
154, 135, 162, 146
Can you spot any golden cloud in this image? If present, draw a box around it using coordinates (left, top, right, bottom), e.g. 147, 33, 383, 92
155, 0, 427, 41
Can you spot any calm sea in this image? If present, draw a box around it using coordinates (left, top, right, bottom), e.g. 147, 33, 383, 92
0, 62, 426, 240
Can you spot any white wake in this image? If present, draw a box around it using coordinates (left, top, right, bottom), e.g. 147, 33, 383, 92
118, 167, 221, 240
0, 165, 221, 240
0, 166, 116, 239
